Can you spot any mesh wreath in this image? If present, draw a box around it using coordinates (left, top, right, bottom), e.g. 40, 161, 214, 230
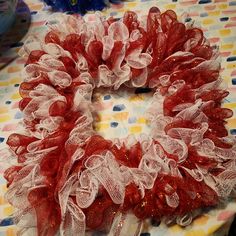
5, 7, 236, 236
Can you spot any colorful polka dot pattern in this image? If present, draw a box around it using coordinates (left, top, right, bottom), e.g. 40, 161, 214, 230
93, 88, 153, 139
0, 0, 236, 235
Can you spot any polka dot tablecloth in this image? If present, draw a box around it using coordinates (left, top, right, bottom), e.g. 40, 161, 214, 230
0, 0, 236, 235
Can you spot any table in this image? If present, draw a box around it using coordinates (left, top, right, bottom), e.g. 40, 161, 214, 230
0, 0, 236, 235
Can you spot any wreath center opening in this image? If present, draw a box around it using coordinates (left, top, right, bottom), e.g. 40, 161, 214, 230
92, 86, 154, 139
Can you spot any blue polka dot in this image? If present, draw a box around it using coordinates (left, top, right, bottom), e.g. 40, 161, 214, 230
14, 84, 19, 87
0, 137, 4, 143
227, 56, 236, 62
128, 117, 137, 124
110, 122, 118, 128
232, 78, 236, 85
104, 95, 111, 100
200, 13, 208, 17
220, 17, 229, 21
14, 111, 23, 119
140, 233, 150, 236
202, 206, 215, 213
31, 11, 38, 15
223, 36, 236, 43
92, 231, 106, 236
0, 217, 14, 226
229, 1, 236, 6
230, 129, 236, 135
135, 87, 152, 94
185, 17, 192, 22
199, 0, 211, 3
151, 218, 161, 227
5, 101, 11, 105
110, 12, 118, 17
113, 104, 126, 111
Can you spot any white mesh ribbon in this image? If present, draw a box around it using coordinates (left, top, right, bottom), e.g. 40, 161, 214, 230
5, 8, 236, 236
73, 84, 93, 113
84, 152, 125, 204
154, 135, 188, 163
76, 169, 99, 208
60, 198, 86, 236
126, 49, 152, 69
5, 165, 43, 210
59, 175, 78, 217
67, 115, 95, 146
165, 184, 180, 208
23, 84, 66, 122
43, 43, 72, 58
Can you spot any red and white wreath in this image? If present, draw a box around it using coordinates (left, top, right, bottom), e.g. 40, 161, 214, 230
5, 7, 236, 236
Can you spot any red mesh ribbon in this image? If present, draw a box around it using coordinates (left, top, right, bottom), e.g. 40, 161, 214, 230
5, 7, 236, 236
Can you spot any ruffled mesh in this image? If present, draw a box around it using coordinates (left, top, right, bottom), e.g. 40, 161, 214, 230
4, 7, 236, 236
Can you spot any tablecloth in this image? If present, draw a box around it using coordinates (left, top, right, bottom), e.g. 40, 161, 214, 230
0, 0, 236, 235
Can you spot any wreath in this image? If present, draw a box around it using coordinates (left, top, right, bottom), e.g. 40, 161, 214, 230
5, 7, 236, 236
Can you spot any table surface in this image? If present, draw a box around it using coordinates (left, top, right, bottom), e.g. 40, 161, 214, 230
0, 0, 236, 235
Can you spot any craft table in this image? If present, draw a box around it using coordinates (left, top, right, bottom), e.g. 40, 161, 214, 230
0, 0, 236, 235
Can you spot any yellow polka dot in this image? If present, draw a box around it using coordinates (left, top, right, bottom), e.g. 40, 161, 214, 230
227, 63, 236, 69
223, 103, 236, 109
202, 18, 215, 25
97, 114, 112, 122
137, 117, 147, 124
127, 2, 137, 7
0, 107, 8, 114
170, 224, 182, 233
113, 112, 129, 121
0, 115, 11, 123
193, 215, 209, 226
129, 126, 142, 134
226, 118, 236, 127
129, 95, 144, 102
116, 9, 125, 13
4, 206, 14, 215
232, 50, 236, 56
94, 123, 109, 131
220, 44, 234, 50
221, 76, 231, 83
0, 196, 6, 205
7, 66, 21, 73
207, 224, 222, 234
185, 229, 206, 236
10, 77, 22, 84
2, 185, 7, 192
165, 4, 176, 9
208, 11, 220, 16
11, 92, 21, 100
218, 4, 227, 9
0, 81, 9, 86
219, 29, 231, 36
6, 228, 16, 236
